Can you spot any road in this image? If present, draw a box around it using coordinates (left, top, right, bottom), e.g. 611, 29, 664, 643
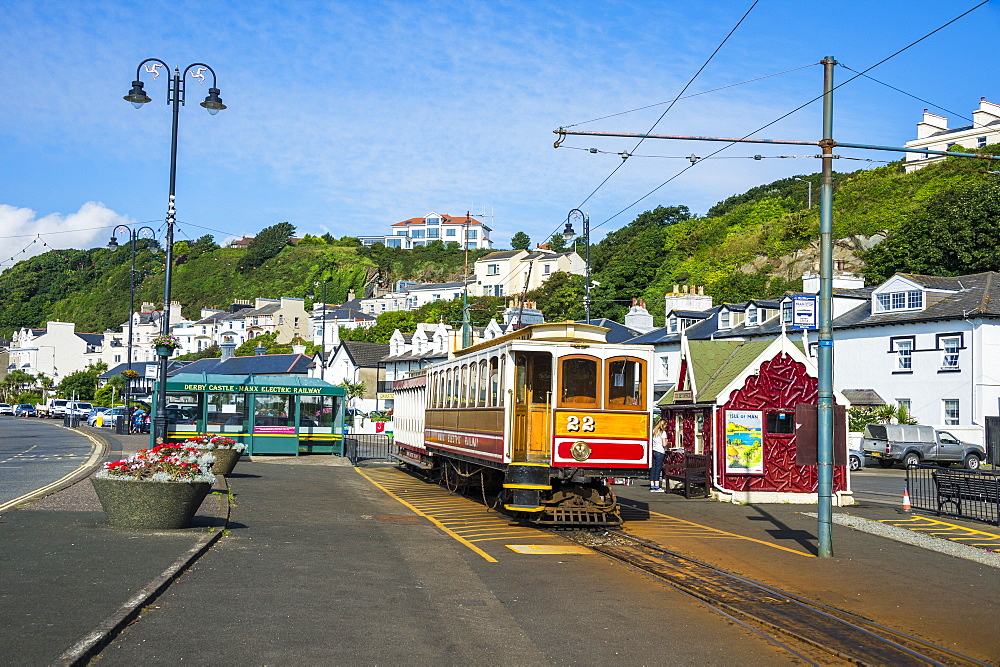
0, 417, 102, 511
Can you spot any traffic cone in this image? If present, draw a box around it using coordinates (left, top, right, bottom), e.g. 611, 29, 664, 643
902, 484, 912, 512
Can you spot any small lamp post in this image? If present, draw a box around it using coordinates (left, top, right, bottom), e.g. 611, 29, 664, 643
109, 225, 156, 421
561, 209, 590, 324
307, 282, 328, 381
124, 58, 226, 444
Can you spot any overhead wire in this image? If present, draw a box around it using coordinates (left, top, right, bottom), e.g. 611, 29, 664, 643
585, 0, 992, 235
573, 0, 761, 212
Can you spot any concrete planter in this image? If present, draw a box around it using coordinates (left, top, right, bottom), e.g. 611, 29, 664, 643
90, 477, 211, 529
198, 448, 243, 476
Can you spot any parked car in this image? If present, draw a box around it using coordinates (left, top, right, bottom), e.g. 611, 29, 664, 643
0, 403, 13, 415
87, 407, 110, 427
14, 404, 37, 417
94, 406, 127, 427
862, 424, 986, 470
39, 399, 70, 418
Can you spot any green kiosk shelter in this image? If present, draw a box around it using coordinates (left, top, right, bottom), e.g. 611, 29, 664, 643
152, 373, 347, 455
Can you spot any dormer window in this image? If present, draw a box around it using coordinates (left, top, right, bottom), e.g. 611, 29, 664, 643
747, 306, 758, 326
781, 301, 792, 323
669, 316, 678, 333
425, 216, 440, 225
875, 290, 923, 312
720, 311, 731, 329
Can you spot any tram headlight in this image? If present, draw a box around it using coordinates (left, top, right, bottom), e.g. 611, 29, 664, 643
570, 440, 591, 462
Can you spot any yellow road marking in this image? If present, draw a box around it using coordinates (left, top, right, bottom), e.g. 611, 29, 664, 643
877, 514, 1000, 550
506, 545, 593, 555
621, 505, 815, 557
356, 467, 498, 562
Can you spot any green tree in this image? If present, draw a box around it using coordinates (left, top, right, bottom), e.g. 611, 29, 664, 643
190, 234, 218, 255
547, 233, 567, 252
297, 233, 327, 246
243, 222, 296, 269
338, 380, 367, 413
1, 369, 35, 402
56, 362, 107, 401
510, 231, 531, 250
862, 179, 1000, 282
527, 271, 586, 322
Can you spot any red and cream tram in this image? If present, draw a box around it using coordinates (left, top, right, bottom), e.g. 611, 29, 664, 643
392, 322, 654, 526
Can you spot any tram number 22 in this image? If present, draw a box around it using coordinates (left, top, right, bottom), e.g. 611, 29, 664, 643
566, 415, 595, 432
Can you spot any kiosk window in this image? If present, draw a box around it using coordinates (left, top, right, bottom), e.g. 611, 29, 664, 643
560, 357, 598, 407
254, 394, 294, 428
299, 395, 341, 428
165, 392, 201, 432
206, 392, 248, 433
766, 412, 794, 435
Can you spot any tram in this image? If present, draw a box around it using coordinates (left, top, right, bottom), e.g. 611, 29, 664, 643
392, 322, 654, 526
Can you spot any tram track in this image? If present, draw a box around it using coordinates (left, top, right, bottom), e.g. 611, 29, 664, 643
567, 529, 987, 666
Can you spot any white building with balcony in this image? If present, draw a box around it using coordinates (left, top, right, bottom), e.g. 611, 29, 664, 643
358, 212, 492, 249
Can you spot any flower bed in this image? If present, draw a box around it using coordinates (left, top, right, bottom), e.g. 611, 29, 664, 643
184, 434, 247, 452
94, 443, 215, 483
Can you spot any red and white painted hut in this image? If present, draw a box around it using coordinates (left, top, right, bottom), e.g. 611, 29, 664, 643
657, 333, 853, 505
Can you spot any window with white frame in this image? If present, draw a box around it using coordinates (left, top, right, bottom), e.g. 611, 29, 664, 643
487, 264, 500, 276
875, 290, 923, 312
943, 399, 960, 425
720, 310, 730, 328
941, 336, 961, 370
896, 398, 911, 414
781, 301, 792, 323
446, 228, 456, 237
747, 306, 758, 325
978, 137, 987, 148
669, 317, 678, 333
895, 339, 913, 371
543, 264, 551, 275
467, 229, 477, 239
659, 355, 669, 378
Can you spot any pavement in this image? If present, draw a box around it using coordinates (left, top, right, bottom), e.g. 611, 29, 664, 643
1, 428, 999, 664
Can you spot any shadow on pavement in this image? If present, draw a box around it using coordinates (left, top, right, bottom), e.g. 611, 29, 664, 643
745, 505, 818, 555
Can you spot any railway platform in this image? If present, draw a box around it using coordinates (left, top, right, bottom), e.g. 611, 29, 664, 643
2, 437, 1000, 663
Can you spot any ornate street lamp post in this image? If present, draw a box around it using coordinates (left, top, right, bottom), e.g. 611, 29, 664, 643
124, 58, 226, 443
108, 225, 157, 428
561, 209, 590, 324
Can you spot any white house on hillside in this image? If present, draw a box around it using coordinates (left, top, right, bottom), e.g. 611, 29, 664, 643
472, 249, 584, 298
358, 212, 493, 249
904, 97, 1000, 173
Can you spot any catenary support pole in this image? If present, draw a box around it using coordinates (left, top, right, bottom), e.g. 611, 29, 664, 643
816, 56, 837, 558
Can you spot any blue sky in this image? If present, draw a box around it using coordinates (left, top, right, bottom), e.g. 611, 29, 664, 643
1, 1, 996, 266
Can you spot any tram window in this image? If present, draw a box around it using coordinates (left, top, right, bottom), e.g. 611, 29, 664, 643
470, 363, 480, 407
430, 373, 438, 408
515, 355, 527, 404
437, 372, 445, 408
489, 357, 499, 406
560, 356, 598, 407
446, 369, 454, 408
479, 360, 488, 406
607, 358, 645, 409
531, 355, 553, 404
457, 365, 465, 408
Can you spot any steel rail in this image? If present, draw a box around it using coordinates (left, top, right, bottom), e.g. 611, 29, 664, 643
582, 529, 987, 666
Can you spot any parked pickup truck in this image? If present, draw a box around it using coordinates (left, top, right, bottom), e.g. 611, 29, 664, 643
38, 399, 70, 419
862, 424, 985, 470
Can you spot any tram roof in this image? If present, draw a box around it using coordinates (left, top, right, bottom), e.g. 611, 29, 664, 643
453, 321, 613, 357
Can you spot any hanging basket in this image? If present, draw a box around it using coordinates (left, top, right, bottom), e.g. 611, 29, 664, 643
90, 477, 211, 529
155, 344, 175, 357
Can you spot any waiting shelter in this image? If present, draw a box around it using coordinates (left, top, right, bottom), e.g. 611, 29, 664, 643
153, 373, 346, 455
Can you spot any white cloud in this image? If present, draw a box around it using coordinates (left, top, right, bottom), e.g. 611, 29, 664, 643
0, 202, 135, 271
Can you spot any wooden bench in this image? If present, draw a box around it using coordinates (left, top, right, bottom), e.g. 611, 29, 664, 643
663, 453, 710, 499
932, 469, 1000, 516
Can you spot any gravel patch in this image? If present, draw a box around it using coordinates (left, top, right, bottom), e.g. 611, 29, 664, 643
804, 512, 1000, 569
